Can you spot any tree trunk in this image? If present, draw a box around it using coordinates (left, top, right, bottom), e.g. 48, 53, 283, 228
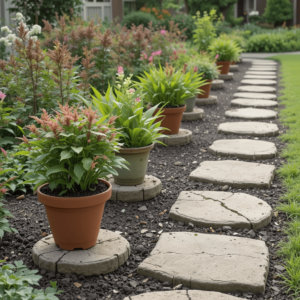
184, 0, 189, 13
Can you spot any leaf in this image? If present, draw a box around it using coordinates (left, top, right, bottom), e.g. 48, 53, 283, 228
82, 158, 93, 171
60, 150, 72, 161
46, 165, 69, 177
71, 147, 83, 154
74, 163, 85, 182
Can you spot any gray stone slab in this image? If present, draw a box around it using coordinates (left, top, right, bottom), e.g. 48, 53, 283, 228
156, 129, 192, 146
32, 230, 130, 276
189, 160, 276, 188
231, 99, 278, 109
211, 79, 224, 90
124, 290, 243, 300
169, 191, 272, 229
246, 71, 277, 76
195, 95, 218, 106
209, 139, 277, 159
225, 108, 277, 120
251, 60, 277, 65
241, 79, 277, 86
249, 67, 277, 71
108, 175, 161, 202
137, 232, 269, 293
229, 64, 238, 72
233, 92, 277, 100
237, 86, 276, 94
218, 122, 279, 137
182, 108, 204, 121
244, 75, 277, 80
218, 73, 234, 81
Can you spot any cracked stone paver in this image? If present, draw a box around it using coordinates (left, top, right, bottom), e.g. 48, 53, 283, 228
246, 71, 277, 76
231, 99, 278, 109
218, 122, 279, 136
124, 290, 242, 300
244, 75, 277, 80
241, 79, 277, 86
189, 160, 276, 188
233, 92, 277, 100
209, 139, 277, 159
32, 230, 130, 276
169, 191, 272, 230
137, 232, 269, 293
237, 86, 276, 94
225, 108, 277, 120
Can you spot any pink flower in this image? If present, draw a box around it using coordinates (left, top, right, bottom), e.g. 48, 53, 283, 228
117, 66, 124, 75
141, 52, 147, 60
160, 30, 166, 35
148, 56, 153, 63
1, 148, 7, 157
156, 50, 162, 55
129, 88, 135, 94
173, 50, 177, 55
0, 188, 7, 194
0, 91, 6, 101
215, 54, 219, 60
102, 155, 108, 160
194, 66, 198, 73
135, 97, 141, 102
183, 50, 186, 54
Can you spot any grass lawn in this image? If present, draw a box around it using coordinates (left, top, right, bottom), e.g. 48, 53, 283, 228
271, 54, 300, 297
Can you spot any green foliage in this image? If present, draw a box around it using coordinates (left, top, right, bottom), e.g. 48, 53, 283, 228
193, 10, 219, 52
187, 56, 219, 80
16, 104, 128, 193
188, 0, 238, 16
264, 0, 293, 26
0, 42, 7, 60
122, 11, 158, 28
0, 260, 62, 299
209, 38, 241, 61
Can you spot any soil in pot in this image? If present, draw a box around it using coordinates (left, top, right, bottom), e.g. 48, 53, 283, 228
216, 61, 231, 75
38, 179, 112, 250
114, 144, 153, 186
185, 97, 196, 112
197, 80, 212, 99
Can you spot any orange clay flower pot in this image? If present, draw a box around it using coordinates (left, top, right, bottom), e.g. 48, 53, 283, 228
216, 61, 231, 75
154, 105, 186, 135
197, 79, 212, 99
37, 179, 112, 250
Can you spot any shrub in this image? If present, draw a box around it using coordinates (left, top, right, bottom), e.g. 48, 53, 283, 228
264, 0, 293, 26
140, 7, 171, 21
209, 38, 242, 62
187, 56, 219, 80
246, 33, 286, 52
122, 11, 158, 28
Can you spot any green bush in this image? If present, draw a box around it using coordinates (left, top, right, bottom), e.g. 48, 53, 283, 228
122, 11, 158, 28
264, 0, 293, 26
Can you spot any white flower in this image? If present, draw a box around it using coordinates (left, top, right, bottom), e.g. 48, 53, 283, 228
6, 33, 16, 42
30, 36, 38, 41
16, 12, 24, 21
249, 11, 259, 16
3, 39, 12, 47
1, 26, 12, 34
31, 24, 41, 35
0, 37, 6, 42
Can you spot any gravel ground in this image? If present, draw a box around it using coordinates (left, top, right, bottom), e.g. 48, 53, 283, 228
2, 61, 291, 300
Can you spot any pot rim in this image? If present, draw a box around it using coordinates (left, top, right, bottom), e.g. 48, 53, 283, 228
216, 61, 231, 63
118, 143, 154, 154
153, 105, 186, 113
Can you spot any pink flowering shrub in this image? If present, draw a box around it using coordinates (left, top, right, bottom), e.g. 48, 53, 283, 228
16, 104, 128, 194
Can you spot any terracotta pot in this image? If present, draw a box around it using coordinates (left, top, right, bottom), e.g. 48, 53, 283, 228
154, 105, 186, 135
185, 97, 196, 112
197, 79, 212, 99
37, 179, 112, 250
216, 61, 231, 75
114, 144, 153, 186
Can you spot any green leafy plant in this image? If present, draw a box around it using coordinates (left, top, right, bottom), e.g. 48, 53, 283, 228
0, 260, 62, 299
187, 55, 219, 80
264, 0, 293, 26
122, 11, 158, 28
209, 38, 242, 62
16, 104, 128, 194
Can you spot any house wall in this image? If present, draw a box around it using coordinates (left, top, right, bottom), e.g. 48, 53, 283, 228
112, 0, 123, 21
256, 0, 267, 15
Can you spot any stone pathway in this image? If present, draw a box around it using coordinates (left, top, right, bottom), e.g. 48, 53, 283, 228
237, 85, 276, 94
195, 95, 218, 106
182, 108, 204, 121
211, 79, 224, 90
225, 108, 277, 120
241, 79, 277, 86
246, 71, 277, 76
233, 92, 277, 100
244, 75, 277, 79
231, 99, 278, 109
249, 67, 277, 71
208, 139, 277, 159
156, 129, 192, 146
250, 60, 277, 66
218, 73, 234, 80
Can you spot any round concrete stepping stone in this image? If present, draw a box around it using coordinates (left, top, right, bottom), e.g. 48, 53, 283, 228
229, 64, 238, 72
169, 191, 272, 229
189, 160, 276, 188
32, 230, 130, 276
231, 99, 278, 109
241, 79, 277, 86
251, 60, 277, 65
209, 139, 277, 159
156, 129, 192, 146
237, 85, 276, 94
233, 92, 277, 100
249, 67, 277, 71
195, 95, 218, 106
124, 290, 243, 300
108, 175, 161, 202
182, 108, 204, 121
218, 72, 233, 80
246, 71, 276, 76
137, 232, 269, 293
225, 108, 277, 120
211, 79, 224, 90
244, 75, 277, 80
217, 122, 279, 137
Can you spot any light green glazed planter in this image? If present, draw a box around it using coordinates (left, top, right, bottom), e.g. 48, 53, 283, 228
185, 96, 196, 113
113, 144, 154, 186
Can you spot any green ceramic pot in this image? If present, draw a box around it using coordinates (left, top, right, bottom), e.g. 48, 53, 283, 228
185, 96, 196, 113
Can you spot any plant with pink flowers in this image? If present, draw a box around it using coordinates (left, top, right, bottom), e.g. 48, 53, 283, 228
15, 104, 127, 194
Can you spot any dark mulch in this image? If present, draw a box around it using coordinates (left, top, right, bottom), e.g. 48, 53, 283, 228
2, 61, 290, 300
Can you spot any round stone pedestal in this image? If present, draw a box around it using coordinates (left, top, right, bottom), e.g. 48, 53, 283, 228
156, 129, 192, 146
229, 64, 238, 72
32, 230, 130, 276
211, 79, 224, 90
218, 73, 234, 81
108, 175, 161, 202
195, 95, 218, 106
182, 108, 204, 121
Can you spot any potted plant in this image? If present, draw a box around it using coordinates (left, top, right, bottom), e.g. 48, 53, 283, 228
138, 64, 196, 135
83, 66, 166, 186
209, 39, 241, 74
16, 104, 127, 250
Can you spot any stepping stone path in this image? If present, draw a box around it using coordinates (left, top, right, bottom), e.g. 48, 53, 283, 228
249, 67, 277, 71
137, 232, 269, 293
231, 99, 278, 109
241, 79, 277, 86
169, 191, 272, 229
124, 290, 243, 300
244, 75, 277, 79
246, 71, 276, 76
225, 108, 277, 120
182, 108, 204, 121
156, 129, 193, 146
108, 175, 162, 202
237, 85, 276, 93
218, 122, 279, 136
209, 139, 277, 159
251, 60, 277, 65
189, 160, 275, 188
212, 79, 224, 90
233, 92, 277, 100
218, 73, 234, 80
32, 230, 130, 276
195, 95, 218, 106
